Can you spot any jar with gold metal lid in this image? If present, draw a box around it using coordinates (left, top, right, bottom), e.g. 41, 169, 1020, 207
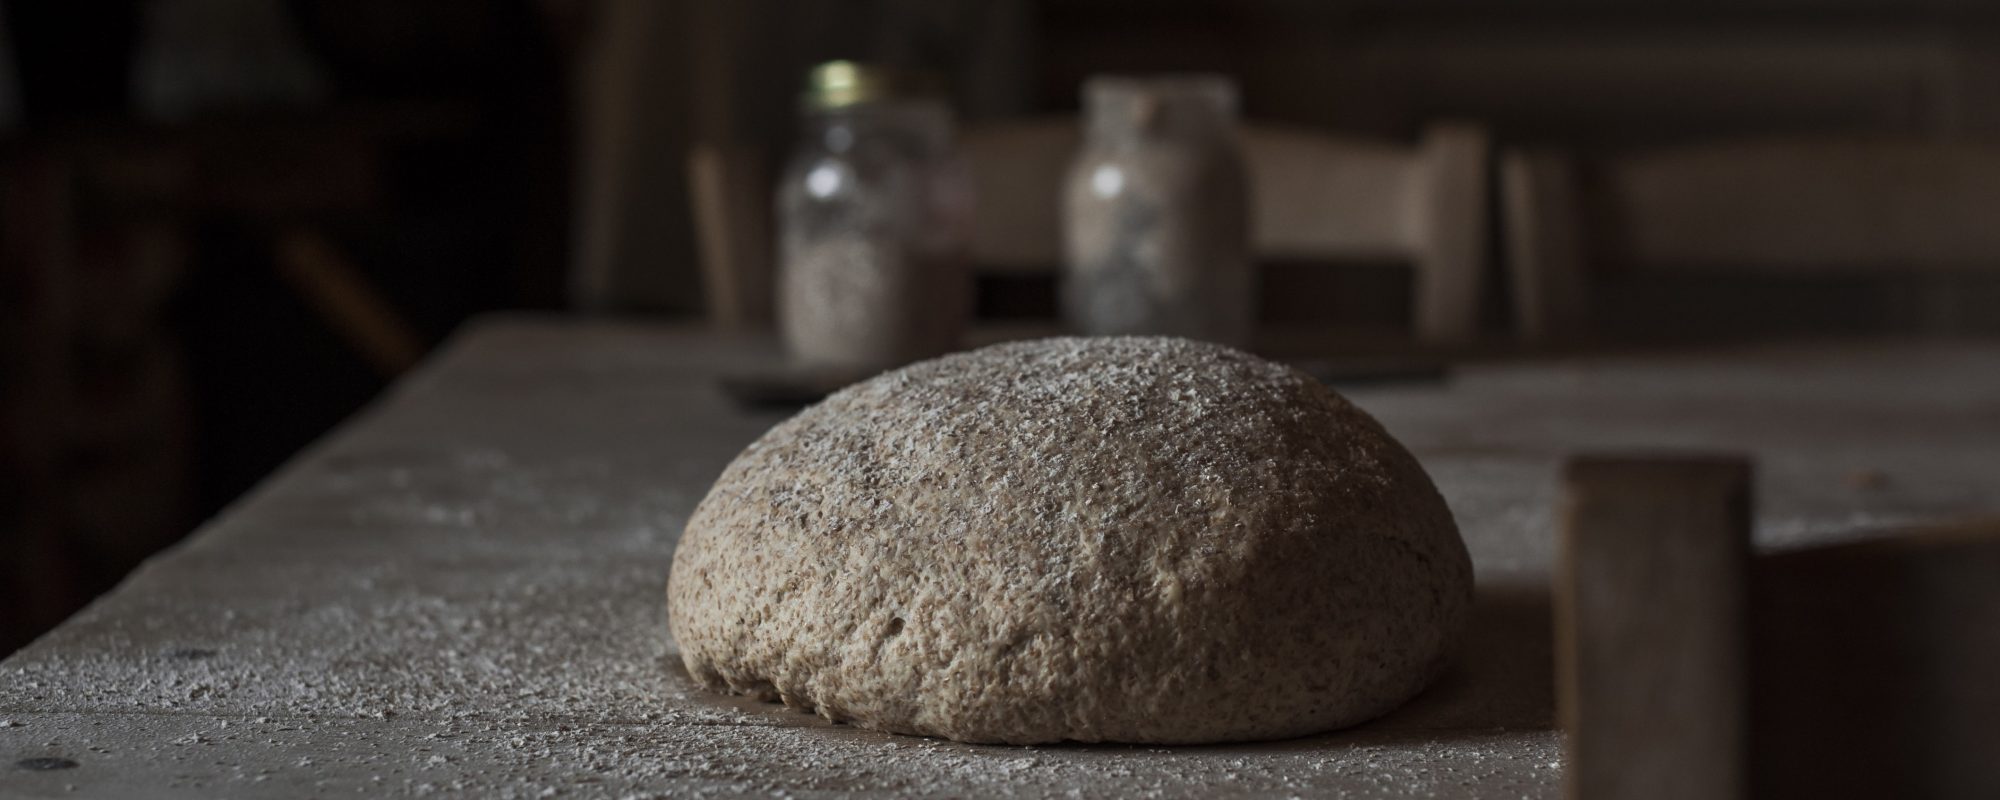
776, 61, 973, 371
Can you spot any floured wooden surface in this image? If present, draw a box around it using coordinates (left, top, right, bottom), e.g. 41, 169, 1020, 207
6, 317, 2000, 798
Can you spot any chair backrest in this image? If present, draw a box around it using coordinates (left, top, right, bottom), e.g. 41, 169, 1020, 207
691, 119, 1491, 345
964, 119, 1490, 344
1503, 139, 2000, 341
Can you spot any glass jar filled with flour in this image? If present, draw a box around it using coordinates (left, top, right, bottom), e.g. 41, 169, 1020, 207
777, 61, 973, 371
1062, 75, 1251, 346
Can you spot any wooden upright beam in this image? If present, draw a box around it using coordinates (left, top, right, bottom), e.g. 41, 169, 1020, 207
1558, 455, 1753, 800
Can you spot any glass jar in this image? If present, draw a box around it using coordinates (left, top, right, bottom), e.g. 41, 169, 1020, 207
776, 61, 973, 371
1062, 75, 1251, 346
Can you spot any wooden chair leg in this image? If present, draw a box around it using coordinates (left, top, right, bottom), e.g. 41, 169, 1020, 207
1501, 150, 1589, 343
1413, 122, 1489, 346
274, 229, 425, 376
1558, 454, 1754, 800
688, 143, 774, 330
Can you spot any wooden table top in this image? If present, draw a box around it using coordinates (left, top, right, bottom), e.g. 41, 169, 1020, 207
6, 316, 1998, 798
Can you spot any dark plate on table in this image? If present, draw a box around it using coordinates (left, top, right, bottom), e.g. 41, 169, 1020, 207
720, 356, 1448, 411
1292, 357, 1451, 389
717, 364, 883, 410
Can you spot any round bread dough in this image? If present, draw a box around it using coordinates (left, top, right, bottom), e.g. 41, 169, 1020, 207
667, 337, 1471, 744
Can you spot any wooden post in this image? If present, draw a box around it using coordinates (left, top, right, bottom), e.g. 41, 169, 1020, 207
1558, 455, 1753, 800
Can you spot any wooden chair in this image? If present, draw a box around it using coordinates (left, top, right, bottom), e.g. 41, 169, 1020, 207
1503, 139, 2000, 342
691, 120, 1492, 346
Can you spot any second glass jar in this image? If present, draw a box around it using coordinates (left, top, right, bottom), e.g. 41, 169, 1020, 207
1061, 75, 1252, 346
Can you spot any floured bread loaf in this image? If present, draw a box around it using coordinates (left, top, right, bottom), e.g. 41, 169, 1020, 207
667, 337, 1471, 744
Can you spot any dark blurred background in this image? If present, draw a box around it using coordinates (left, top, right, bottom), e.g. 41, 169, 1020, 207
4, 0, 1998, 654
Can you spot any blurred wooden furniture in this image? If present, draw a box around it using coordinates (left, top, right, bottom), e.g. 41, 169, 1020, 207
1, 154, 77, 651
1035, 3, 2000, 147
1559, 454, 2000, 800
0, 147, 193, 654
691, 120, 1492, 346
0, 112, 458, 651
1503, 139, 2000, 342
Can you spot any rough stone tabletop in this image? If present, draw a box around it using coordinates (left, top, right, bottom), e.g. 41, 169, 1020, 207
6, 316, 1998, 798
